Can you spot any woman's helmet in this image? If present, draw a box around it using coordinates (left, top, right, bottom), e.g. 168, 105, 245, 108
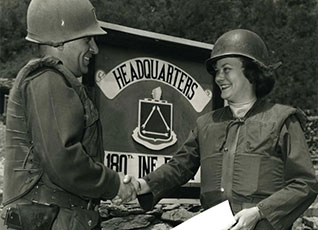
206, 29, 280, 74
26, 0, 106, 46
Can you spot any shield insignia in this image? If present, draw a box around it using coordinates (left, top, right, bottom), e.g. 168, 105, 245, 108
132, 87, 177, 150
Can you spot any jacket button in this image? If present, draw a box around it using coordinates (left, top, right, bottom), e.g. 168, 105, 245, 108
224, 147, 228, 152
220, 187, 225, 192
88, 220, 92, 226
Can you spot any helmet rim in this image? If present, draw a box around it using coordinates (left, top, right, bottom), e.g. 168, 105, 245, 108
26, 0, 107, 46
206, 29, 280, 74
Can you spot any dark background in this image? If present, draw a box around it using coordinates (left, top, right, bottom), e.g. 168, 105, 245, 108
0, 0, 317, 111
0, 2, 317, 228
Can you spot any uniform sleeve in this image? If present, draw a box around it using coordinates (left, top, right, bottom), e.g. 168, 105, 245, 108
138, 127, 200, 210
24, 71, 120, 200
257, 115, 318, 230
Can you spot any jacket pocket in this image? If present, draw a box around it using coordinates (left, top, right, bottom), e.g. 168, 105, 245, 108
17, 203, 59, 230
257, 156, 284, 194
232, 153, 261, 196
244, 121, 276, 152
200, 190, 227, 210
200, 153, 223, 193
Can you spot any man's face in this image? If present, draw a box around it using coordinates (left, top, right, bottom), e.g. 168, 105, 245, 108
214, 57, 255, 103
61, 37, 99, 77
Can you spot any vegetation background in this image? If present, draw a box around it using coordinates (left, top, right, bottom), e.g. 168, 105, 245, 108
0, 1, 317, 228
1, 0, 317, 111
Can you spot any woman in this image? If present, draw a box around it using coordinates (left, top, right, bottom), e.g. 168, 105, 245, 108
126, 29, 318, 230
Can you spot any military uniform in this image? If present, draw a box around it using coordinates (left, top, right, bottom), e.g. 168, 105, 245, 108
138, 100, 318, 230
2, 56, 120, 229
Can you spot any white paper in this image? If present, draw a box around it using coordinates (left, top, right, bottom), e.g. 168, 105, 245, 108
173, 200, 236, 230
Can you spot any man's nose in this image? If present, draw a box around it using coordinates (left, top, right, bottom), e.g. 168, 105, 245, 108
89, 38, 99, 55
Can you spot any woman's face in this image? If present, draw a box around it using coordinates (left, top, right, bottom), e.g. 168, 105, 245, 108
214, 57, 255, 103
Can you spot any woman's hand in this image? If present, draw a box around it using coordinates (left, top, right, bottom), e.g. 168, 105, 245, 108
230, 207, 261, 230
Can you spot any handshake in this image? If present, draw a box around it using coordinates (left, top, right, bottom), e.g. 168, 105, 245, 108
112, 173, 150, 205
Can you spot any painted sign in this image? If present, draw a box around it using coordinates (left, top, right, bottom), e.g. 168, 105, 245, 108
105, 150, 200, 183
93, 24, 216, 192
95, 57, 212, 113
132, 87, 177, 150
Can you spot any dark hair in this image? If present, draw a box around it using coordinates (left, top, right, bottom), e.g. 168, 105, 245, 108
239, 57, 275, 98
210, 55, 276, 98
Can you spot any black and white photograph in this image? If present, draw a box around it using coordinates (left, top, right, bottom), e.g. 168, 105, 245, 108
0, 0, 317, 229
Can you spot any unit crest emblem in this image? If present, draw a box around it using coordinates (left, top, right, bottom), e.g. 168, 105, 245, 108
132, 87, 177, 150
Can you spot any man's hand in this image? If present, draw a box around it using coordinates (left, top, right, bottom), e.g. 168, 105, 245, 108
230, 207, 261, 230
112, 173, 139, 205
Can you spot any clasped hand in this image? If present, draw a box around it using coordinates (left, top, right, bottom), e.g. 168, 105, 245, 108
112, 173, 140, 205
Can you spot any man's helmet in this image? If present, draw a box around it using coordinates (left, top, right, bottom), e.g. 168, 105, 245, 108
206, 29, 280, 74
26, 0, 106, 46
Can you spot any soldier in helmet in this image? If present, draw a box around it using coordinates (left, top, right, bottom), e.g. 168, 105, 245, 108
121, 29, 318, 230
1, 0, 137, 229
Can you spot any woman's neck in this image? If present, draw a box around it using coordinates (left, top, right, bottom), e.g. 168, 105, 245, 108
228, 97, 257, 118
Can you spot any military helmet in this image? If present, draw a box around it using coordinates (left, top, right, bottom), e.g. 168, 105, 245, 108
206, 29, 280, 74
26, 0, 106, 46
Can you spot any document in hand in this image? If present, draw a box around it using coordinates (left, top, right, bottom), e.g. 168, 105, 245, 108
173, 200, 236, 230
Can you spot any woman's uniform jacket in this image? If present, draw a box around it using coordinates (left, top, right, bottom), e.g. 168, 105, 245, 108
138, 100, 318, 230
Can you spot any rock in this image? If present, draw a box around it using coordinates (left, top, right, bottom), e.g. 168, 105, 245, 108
107, 204, 130, 217
124, 202, 141, 209
144, 223, 173, 230
128, 207, 146, 215
154, 204, 163, 210
292, 218, 304, 230
101, 214, 155, 230
186, 204, 202, 212
302, 216, 318, 229
304, 199, 318, 217
162, 203, 180, 211
99, 206, 111, 219
161, 207, 198, 224
146, 207, 163, 217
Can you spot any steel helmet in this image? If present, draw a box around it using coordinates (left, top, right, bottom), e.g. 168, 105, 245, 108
26, 0, 106, 46
206, 29, 280, 74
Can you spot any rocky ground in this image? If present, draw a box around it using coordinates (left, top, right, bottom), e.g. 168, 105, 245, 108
97, 201, 318, 230
0, 116, 317, 229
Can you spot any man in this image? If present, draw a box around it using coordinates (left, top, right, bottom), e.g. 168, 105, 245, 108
1, 0, 136, 229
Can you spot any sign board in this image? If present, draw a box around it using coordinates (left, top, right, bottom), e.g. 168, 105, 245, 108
85, 22, 222, 192
105, 151, 200, 183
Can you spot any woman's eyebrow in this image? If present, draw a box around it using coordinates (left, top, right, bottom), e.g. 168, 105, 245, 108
216, 63, 230, 69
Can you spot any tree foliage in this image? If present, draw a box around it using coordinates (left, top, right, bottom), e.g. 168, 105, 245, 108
1, 0, 317, 110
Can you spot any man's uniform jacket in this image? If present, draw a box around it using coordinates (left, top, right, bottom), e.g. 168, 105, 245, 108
3, 57, 120, 207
